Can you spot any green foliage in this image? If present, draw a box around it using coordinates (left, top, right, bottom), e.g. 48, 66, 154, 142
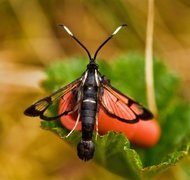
40, 53, 190, 179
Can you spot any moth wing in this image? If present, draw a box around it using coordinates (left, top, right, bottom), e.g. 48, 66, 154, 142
24, 78, 82, 120
100, 79, 153, 124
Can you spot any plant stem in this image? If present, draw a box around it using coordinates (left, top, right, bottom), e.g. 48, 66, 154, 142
145, 0, 158, 116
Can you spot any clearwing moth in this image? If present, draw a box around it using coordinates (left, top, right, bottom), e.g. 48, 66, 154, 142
24, 24, 153, 161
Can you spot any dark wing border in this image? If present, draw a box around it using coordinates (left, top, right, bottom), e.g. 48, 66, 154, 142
24, 78, 82, 121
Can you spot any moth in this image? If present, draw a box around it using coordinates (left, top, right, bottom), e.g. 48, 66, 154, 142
24, 24, 153, 161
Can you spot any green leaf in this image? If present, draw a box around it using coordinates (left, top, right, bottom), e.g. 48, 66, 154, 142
95, 132, 142, 179
39, 53, 190, 179
142, 143, 190, 178
41, 57, 88, 92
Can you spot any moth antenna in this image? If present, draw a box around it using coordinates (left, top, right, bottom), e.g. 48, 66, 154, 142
58, 24, 92, 60
93, 24, 127, 60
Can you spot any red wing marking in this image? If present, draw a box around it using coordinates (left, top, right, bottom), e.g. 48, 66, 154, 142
101, 88, 136, 121
100, 81, 153, 123
59, 90, 78, 113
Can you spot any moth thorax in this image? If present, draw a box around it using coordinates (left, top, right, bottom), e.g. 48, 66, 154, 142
87, 62, 98, 69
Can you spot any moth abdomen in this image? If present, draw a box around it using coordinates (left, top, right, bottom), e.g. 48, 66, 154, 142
77, 140, 95, 161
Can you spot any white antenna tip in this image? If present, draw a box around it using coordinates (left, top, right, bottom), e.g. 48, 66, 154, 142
112, 24, 127, 35
112, 26, 122, 35
63, 25, 73, 36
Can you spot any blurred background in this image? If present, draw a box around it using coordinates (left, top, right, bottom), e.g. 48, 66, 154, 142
0, 0, 190, 179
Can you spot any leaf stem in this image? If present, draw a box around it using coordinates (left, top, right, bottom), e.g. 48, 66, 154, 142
145, 0, 158, 116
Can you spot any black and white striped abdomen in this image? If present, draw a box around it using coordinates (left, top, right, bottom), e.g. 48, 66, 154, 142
77, 85, 98, 161
81, 86, 98, 131
77, 68, 99, 161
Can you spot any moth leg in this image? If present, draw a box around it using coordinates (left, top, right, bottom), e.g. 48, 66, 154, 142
64, 112, 81, 138
95, 114, 99, 140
